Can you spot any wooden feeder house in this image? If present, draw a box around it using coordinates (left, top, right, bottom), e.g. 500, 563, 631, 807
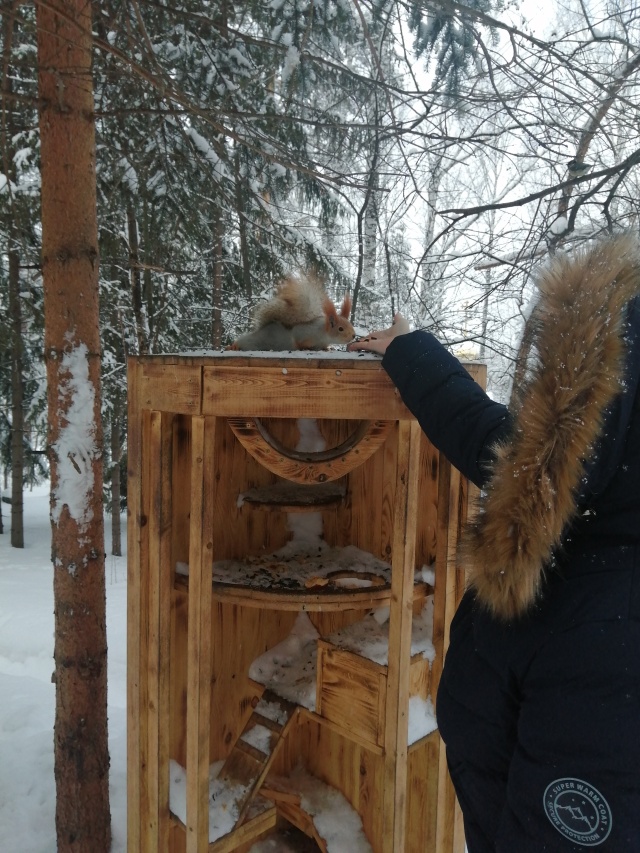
127, 351, 483, 853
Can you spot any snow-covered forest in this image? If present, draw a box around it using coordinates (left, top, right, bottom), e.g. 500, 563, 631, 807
2, 0, 640, 850
3, 0, 640, 525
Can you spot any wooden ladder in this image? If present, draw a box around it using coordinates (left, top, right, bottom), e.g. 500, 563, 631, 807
217, 690, 299, 827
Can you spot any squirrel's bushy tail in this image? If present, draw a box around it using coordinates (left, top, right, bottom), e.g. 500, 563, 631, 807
253, 270, 327, 328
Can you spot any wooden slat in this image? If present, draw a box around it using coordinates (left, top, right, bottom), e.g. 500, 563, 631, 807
409, 656, 430, 700
298, 708, 386, 756
406, 731, 440, 853
453, 793, 466, 853
171, 415, 193, 566
147, 412, 174, 850
380, 420, 398, 562
140, 362, 202, 414
136, 352, 483, 374
126, 358, 143, 853
435, 461, 468, 853
171, 588, 189, 769
208, 805, 277, 852
436, 742, 460, 853
146, 411, 162, 851
168, 804, 278, 853
203, 366, 412, 420
212, 419, 289, 562
140, 408, 155, 851
170, 416, 193, 770
316, 642, 386, 747
186, 417, 217, 853
382, 419, 422, 853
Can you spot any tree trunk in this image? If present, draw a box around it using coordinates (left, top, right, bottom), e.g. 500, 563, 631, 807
36, 1, 111, 850
233, 148, 253, 300
142, 195, 155, 348
110, 390, 122, 557
212, 204, 224, 346
351, 135, 379, 319
9, 230, 24, 547
127, 203, 148, 354
362, 173, 378, 297
4, 8, 24, 547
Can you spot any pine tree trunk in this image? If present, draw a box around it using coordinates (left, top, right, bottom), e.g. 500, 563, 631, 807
352, 137, 379, 319
4, 9, 24, 548
127, 203, 148, 354
110, 390, 122, 557
233, 149, 253, 299
212, 205, 224, 346
36, 1, 111, 850
9, 218, 24, 548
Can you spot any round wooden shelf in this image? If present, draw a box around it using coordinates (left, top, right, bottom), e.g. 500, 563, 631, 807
175, 574, 428, 612
174, 545, 430, 613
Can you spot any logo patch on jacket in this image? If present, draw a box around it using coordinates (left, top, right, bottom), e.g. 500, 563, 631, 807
543, 778, 612, 846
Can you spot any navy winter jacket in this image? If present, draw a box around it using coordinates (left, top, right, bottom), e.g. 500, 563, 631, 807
382, 243, 640, 852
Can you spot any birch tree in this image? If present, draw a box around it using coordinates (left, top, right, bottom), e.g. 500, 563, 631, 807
36, 0, 110, 849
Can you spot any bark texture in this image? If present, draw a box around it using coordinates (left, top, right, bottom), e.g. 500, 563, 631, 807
36, 0, 111, 849
9, 224, 24, 547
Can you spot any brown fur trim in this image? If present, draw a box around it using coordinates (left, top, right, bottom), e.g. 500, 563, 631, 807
464, 236, 640, 620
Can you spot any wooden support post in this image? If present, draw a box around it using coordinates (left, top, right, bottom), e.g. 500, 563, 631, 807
186, 416, 217, 853
147, 412, 174, 850
383, 419, 422, 852
127, 359, 143, 853
434, 458, 467, 853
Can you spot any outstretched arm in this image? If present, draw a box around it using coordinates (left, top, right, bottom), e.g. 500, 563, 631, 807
351, 315, 512, 487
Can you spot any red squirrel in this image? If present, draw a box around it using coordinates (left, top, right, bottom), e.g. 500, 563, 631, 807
228, 272, 355, 351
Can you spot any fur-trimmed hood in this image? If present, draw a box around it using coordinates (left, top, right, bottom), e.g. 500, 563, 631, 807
464, 236, 640, 621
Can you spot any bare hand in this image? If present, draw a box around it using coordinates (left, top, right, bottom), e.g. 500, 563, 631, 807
347, 313, 410, 355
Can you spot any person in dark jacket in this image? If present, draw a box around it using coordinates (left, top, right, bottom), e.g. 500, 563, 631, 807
349, 236, 640, 852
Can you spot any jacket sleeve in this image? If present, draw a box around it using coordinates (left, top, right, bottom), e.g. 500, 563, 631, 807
382, 331, 513, 488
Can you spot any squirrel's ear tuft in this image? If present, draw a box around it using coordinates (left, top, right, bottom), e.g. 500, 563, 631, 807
323, 297, 338, 328
340, 295, 352, 318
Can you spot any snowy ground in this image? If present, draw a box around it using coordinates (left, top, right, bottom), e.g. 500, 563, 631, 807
0, 486, 441, 852
0, 485, 128, 853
